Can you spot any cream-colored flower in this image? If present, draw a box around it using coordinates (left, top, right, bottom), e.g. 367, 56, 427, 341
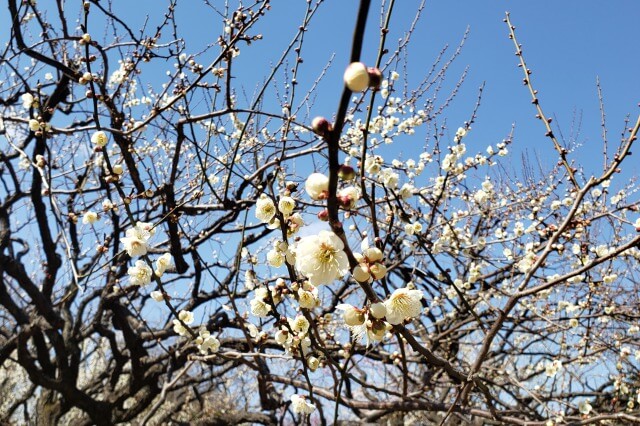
349, 319, 387, 346
278, 196, 296, 216
352, 263, 371, 282
275, 329, 290, 345
82, 211, 99, 225
132, 221, 156, 238
127, 260, 152, 286
369, 263, 387, 280
250, 295, 271, 317
383, 287, 423, 325
295, 230, 349, 286
363, 247, 383, 263
112, 164, 124, 175
343, 62, 369, 92
150, 291, 164, 302
28, 119, 41, 132
21, 93, 34, 109
179, 309, 194, 324
155, 253, 173, 276
289, 315, 310, 335
172, 311, 194, 337
91, 130, 108, 147
196, 329, 220, 354
305, 173, 329, 200
545, 360, 562, 377
578, 399, 592, 415
255, 194, 276, 223
290, 394, 316, 415
266, 249, 284, 267
398, 183, 414, 200
298, 288, 317, 309
307, 355, 320, 372
120, 234, 148, 258
338, 186, 360, 209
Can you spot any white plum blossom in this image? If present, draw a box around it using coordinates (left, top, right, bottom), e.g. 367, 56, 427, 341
173, 310, 194, 336
289, 315, 310, 335
398, 183, 414, 200
150, 291, 164, 302
21, 93, 35, 108
127, 260, 152, 286
290, 394, 316, 415
474, 189, 489, 204
352, 263, 371, 282
384, 287, 424, 325
369, 263, 387, 280
295, 230, 349, 286
250, 287, 272, 317
578, 400, 592, 415
297, 285, 318, 309
266, 248, 285, 267
82, 211, 98, 225
305, 173, 329, 200
380, 168, 399, 189
278, 196, 296, 216
255, 194, 276, 223
307, 355, 320, 371
338, 186, 360, 209
155, 253, 173, 276
545, 359, 562, 377
195, 329, 220, 354
112, 164, 124, 175
91, 131, 108, 147
121, 232, 148, 258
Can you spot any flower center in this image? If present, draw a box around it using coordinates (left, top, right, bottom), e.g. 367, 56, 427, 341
317, 243, 336, 264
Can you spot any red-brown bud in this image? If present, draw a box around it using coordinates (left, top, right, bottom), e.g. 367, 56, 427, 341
367, 67, 382, 90
317, 209, 329, 222
311, 116, 333, 138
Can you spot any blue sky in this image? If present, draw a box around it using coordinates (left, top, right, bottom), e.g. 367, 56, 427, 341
3, 1, 638, 180
211, 0, 638, 180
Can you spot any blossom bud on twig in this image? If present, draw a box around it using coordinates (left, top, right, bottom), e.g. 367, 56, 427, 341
311, 116, 332, 138
343, 62, 369, 92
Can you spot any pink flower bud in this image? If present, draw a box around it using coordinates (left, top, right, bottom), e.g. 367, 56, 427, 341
317, 209, 329, 222
311, 116, 333, 138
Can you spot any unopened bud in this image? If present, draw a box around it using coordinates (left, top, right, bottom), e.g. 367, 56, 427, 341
35, 154, 46, 168
338, 164, 356, 181
370, 263, 387, 280
311, 116, 332, 138
317, 209, 329, 222
369, 302, 387, 319
367, 67, 382, 90
344, 62, 370, 92
363, 247, 383, 263
343, 307, 366, 327
286, 181, 299, 192
352, 263, 371, 282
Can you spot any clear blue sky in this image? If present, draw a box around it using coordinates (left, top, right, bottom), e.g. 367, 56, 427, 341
3, 1, 639, 179
162, 0, 638, 180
